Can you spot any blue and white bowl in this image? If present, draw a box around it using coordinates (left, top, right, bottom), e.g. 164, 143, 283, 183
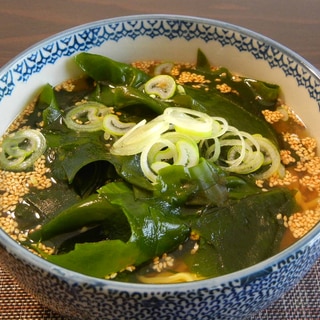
0, 15, 320, 320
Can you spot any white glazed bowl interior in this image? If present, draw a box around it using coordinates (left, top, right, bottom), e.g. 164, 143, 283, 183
0, 15, 320, 320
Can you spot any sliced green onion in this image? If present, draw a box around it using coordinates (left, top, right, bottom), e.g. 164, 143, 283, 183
109, 106, 281, 182
64, 101, 110, 132
164, 107, 213, 139
154, 62, 174, 75
144, 75, 177, 100
177, 85, 186, 95
175, 139, 199, 167
147, 139, 177, 163
276, 105, 289, 121
211, 117, 229, 138
140, 132, 199, 183
277, 163, 286, 179
253, 135, 281, 179
225, 130, 261, 169
0, 129, 46, 171
202, 125, 280, 176
150, 161, 171, 174
202, 138, 221, 163
210, 129, 280, 177
219, 126, 247, 168
140, 138, 177, 182
102, 114, 136, 138
161, 132, 199, 167
110, 117, 169, 156
225, 151, 264, 174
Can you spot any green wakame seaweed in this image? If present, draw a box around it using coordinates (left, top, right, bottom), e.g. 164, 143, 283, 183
23, 51, 298, 281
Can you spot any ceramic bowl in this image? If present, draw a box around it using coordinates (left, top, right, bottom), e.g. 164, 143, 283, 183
0, 15, 320, 320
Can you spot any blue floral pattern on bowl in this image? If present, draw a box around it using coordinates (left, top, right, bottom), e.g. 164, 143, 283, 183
1, 234, 320, 319
0, 16, 319, 109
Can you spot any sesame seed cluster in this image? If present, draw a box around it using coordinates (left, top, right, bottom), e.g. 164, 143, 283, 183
104, 265, 136, 280
152, 253, 175, 273
262, 109, 286, 124
0, 99, 52, 242
177, 71, 210, 86
0, 155, 52, 212
0, 215, 27, 242
131, 61, 156, 74
55, 79, 76, 92
261, 105, 320, 239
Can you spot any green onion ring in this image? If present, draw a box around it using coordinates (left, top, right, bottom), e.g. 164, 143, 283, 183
102, 114, 136, 138
0, 129, 46, 171
64, 101, 110, 132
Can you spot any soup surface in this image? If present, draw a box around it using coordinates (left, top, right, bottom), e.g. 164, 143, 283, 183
0, 50, 319, 283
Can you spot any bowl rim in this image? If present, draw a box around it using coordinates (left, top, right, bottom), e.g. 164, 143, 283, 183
1, 14, 320, 292
1, 14, 319, 79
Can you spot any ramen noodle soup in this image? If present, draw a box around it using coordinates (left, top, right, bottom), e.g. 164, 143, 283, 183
0, 50, 319, 284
